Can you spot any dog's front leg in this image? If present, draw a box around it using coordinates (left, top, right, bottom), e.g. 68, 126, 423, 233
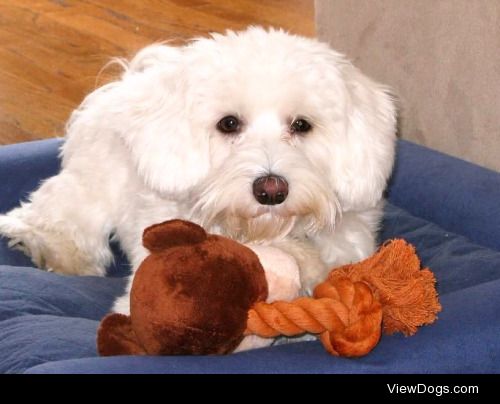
0, 171, 115, 276
270, 238, 328, 295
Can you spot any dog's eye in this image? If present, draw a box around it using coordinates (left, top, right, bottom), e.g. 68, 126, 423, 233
290, 118, 312, 134
216, 115, 241, 134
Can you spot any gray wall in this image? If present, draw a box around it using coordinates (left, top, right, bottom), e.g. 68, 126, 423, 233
316, 0, 500, 171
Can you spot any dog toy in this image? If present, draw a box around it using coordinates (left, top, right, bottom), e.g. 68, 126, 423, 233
97, 219, 300, 355
246, 239, 441, 356
97, 220, 441, 357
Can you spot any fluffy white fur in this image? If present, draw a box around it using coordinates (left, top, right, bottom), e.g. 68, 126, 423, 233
0, 27, 396, 314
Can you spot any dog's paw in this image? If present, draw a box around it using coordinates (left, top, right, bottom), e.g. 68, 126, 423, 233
7, 237, 31, 256
0, 213, 51, 269
0, 213, 30, 238
0, 213, 107, 276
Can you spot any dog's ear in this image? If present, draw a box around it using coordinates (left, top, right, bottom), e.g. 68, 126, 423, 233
111, 44, 210, 196
326, 62, 397, 212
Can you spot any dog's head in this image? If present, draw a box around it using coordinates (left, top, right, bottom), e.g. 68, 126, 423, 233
101, 27, 396, 241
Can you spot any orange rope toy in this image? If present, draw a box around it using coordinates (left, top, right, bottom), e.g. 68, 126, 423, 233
245, 239, 442, 357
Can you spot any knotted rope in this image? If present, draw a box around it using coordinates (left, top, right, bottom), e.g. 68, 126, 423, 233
245, 239, 441, 357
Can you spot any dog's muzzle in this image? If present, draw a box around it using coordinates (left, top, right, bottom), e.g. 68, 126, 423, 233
252, 175, 288, 205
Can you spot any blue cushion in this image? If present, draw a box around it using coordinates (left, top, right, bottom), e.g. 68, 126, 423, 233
0, 138, 62, 213
0, 203, 497, 373
387, 141, 500, 251
1, 138, 499, 373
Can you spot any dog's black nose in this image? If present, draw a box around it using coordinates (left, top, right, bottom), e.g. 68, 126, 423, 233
252, 175, 289, 205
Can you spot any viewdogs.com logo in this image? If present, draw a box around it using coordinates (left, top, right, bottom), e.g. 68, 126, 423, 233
387, 384, 478, 397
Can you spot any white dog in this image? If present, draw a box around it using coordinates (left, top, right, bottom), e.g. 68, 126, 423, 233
0, 27, 396, 314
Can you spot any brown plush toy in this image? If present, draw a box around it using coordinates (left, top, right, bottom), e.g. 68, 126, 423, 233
98, 220, 268, 355
98, 219, 441, 357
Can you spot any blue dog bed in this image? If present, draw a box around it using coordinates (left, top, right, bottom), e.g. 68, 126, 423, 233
0, 139, 499, 373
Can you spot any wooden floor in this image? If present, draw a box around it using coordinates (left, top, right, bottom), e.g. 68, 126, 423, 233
0, 0, 315, 145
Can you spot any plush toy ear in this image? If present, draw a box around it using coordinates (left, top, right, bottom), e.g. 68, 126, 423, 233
97, 313, 146, 356
142, 220, 207, 253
